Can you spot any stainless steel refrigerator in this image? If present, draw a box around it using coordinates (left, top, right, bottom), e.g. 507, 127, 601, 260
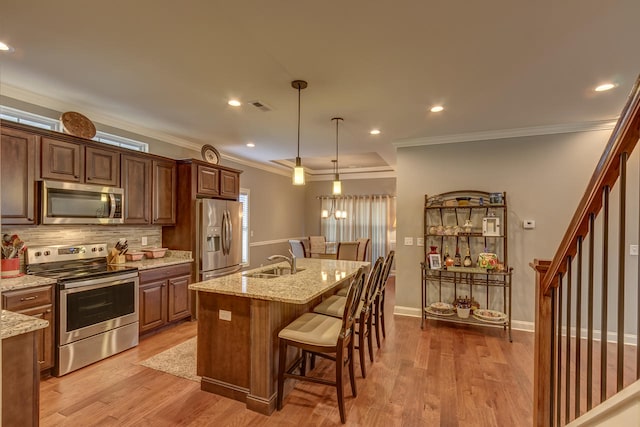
196, 198, 243, 281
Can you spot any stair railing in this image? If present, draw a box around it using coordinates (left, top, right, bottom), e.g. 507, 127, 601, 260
532, 74, 640, 426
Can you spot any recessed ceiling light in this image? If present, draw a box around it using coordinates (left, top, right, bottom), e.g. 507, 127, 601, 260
228, 99, 242, 107
0, 41, 14, 52
370, 129, 381, 135
246, 142, 255, 148
430, 105, 444, 113
595, 83, 616, 92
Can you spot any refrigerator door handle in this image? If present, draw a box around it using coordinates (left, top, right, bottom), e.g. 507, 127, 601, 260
221, 210, 228, 255
226, 209, 232, 253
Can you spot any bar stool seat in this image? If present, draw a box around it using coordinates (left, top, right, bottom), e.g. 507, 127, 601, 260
314, 295, 363, 319
278, 312, 343, 346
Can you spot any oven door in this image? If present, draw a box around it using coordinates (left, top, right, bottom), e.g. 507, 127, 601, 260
59, 272, 139, 346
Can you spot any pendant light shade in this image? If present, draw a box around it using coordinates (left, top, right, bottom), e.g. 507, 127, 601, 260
291, 80, 308, 185
331, 117, 344, 195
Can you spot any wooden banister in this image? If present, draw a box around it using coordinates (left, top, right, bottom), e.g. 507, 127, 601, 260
540, 76, 640, 296
532, 259, 552, 426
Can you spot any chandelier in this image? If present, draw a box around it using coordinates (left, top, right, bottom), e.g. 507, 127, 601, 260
321, 197, 347, 220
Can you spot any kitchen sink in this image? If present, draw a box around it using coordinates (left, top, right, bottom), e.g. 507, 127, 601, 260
243, 267, 305, 279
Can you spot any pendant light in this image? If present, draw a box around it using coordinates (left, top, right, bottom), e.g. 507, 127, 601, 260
331, 117, 343, 195
291, 80, 308, 185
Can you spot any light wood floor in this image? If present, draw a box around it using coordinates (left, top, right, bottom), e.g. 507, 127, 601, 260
39, 278, 535, 426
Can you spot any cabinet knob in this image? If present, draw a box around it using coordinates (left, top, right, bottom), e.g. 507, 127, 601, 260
45, 309, 51, 314
27, 217, 33, 221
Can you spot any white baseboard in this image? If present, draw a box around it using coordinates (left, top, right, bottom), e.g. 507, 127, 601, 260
393, 306, 422, 318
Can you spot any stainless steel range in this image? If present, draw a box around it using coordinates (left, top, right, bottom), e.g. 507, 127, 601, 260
26, 243, 139, 376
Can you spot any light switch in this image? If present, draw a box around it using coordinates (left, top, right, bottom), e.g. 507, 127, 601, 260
219, 310, 232, 321
416, 237, 424, 246
141, 236, 148, 246
630, 245, 638, 256
404, 237, 413, 246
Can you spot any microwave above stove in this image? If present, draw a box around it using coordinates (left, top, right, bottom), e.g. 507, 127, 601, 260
42, 180, 124, 225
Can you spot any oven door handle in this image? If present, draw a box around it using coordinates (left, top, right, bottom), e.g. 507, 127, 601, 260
60, 273, 139, 292
108, 193, 116, 218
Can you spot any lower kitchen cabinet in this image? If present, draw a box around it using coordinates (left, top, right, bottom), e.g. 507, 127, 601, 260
2, 285, 55, 373
2, 331, 40, 427
139, 263, 191, 334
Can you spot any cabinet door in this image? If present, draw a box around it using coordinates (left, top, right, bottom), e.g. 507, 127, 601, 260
41, 137, 84, 182
139, 280, 168, 333
219, 169, 240, 199
1, 127, 36, 225
196, 164, 219, 196
86, 146, 120, 186
121, 154, 151, 224
168, 274, 191, 322
19, 305, 54, 371
152, 159, 176, 225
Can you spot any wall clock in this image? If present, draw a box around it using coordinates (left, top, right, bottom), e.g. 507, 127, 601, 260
201, 144, 220, 164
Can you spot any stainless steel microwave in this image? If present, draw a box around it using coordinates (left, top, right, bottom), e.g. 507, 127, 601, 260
42, 180, 124, 225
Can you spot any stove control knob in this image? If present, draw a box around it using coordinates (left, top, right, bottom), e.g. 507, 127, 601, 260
91, 247, 97, 252
98, 247, 104, 252
34, 251, 42, 257
43, 251, 50, 256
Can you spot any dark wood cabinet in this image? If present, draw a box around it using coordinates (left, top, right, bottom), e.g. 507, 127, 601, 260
41, 137, 84, 182
139, 263, 191, 335
1, 127, 37, 225
2, 284, 55, 373
197, 164, 219, 196
85, 146, 120, 186
121, 154, 152, 224
152, 159, 176, 225
220, 169, 240, 199
2, 331, 40, 427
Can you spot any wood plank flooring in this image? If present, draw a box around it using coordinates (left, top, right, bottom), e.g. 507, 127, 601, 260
39, 278, 535, 426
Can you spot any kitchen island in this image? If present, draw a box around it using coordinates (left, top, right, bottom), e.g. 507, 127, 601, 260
189, 257, 368, 415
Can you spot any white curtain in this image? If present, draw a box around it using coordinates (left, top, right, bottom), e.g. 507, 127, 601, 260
320, 195, 395, 261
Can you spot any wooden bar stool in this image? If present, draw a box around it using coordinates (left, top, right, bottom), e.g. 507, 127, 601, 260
373, 250, 394, 347
276, 267, 366, 424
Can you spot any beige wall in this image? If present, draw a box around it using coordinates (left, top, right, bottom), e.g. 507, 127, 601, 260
395, 130, 611, 325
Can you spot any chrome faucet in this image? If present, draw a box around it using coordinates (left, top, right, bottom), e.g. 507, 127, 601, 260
267, 249, 297, 273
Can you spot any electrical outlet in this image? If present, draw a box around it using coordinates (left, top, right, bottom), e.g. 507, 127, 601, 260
404, 237, 413, 246
630, 244, 638, 256
219, 310, 232, 321
141, 236, 148, 246
416, 237, 424, 246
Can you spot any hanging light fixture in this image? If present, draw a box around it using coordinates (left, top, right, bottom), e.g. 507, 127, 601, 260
320, 197, 347, 220
291, 80, 308, 185
331, 117, 343, 195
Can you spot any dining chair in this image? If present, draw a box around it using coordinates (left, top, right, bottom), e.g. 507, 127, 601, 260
308, 235, 326, 257
276, 267, 366, 424
313, 257, 384, 378
336, 241, 360, 261
356, 238, 370, 262
288, 239, 307, 258
373, 250, 395, 348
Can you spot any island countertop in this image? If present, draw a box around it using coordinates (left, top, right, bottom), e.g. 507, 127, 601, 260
189, 258, 368, 304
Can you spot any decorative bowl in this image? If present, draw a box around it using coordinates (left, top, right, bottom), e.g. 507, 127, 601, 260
143, 248, 168, 259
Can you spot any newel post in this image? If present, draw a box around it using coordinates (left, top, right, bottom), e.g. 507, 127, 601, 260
531, 259, 552, 427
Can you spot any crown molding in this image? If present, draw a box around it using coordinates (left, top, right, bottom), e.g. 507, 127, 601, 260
393, 119, 618, 148
222, 154, 291, 178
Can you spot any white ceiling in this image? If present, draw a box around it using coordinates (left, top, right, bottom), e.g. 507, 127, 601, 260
1, 1, 639, 176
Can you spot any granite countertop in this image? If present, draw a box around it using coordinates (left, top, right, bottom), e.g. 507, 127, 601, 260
189, 258, 369, 304
113, 250, 193, 270
0, 274, 57, 292
1, 310, 49, 340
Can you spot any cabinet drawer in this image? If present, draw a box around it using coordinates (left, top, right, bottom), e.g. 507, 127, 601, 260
139, 263, 192, 284
2, 285, 53, 311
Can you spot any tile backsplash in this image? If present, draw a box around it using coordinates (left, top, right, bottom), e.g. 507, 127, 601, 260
4, 225, 163, 252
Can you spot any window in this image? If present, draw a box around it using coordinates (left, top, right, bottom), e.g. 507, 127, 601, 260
239, 189, 250, 266
1, 105, 148, 152
0, 105, 59, 130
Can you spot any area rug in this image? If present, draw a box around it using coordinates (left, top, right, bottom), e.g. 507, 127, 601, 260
139, 337, 200, 382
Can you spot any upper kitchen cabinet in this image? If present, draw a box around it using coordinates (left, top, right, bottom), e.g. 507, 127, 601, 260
41, 137, 84, 182
178, 159, 242, 200
121, 154, 152, 224
1, 127, 37, 225
152, 159, 176, 225
41, 136, 120, 186
85, 146, 120, 186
